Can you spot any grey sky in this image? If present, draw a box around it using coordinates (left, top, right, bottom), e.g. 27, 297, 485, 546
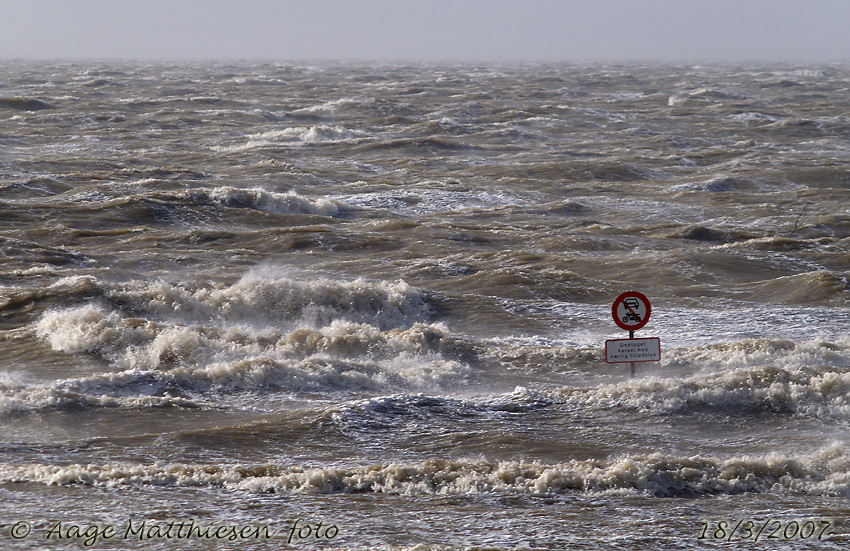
2, 0, 849, 62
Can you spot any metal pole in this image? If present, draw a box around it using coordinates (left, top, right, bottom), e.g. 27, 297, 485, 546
629, 330, 635, 377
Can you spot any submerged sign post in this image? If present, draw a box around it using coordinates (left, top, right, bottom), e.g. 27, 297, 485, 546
606, 291, 660, 376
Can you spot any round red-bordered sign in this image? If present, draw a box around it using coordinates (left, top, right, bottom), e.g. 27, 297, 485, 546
612, 291, 651, 331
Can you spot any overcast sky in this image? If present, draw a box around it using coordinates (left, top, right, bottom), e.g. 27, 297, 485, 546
2, 0, 849, 62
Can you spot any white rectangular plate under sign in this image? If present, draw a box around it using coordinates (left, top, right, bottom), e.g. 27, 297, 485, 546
605, 337, 661, 363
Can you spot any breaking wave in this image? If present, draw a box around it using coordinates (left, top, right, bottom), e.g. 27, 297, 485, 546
536, 362, 850, 420
214, 125, 367, 151
4, 445, 850, 497
188, 186, 346, 215
17, 272, 469, 412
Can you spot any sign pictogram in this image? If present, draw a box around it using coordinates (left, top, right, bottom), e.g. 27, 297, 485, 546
612, 291, 651, 331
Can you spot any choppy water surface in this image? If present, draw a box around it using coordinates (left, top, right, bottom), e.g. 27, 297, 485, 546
2, 59, 850, 549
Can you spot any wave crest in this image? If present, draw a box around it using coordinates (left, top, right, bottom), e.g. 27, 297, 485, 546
539, 361, 850, 419
22, 273, 467, 411
4, 445, 850, 496
189, 186, 345, 215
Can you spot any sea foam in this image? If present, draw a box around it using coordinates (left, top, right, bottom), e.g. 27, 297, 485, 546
26, 272, 468, 410
4, 444, 850, 497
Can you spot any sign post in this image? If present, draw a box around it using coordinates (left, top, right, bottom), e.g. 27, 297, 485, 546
606, 291, 660, 376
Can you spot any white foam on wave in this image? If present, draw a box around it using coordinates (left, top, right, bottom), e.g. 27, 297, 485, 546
104, 270, 434, 329
663, 337, 850, 371
4, 444, 850, 496
340, 185, 527, 216
0, 375, 200, 414
291, 97, 364, 114
23, 272, 469, 411
199, 186, 344, 215
504, 297, 850, 349
729, 112, 783, 123
523, 353, 850, 419
670, 176, 741, 192
213, 125, 366, 152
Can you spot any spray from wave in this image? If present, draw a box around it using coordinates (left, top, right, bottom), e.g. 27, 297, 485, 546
4, 444, 850, 497
18, 270, 470, 413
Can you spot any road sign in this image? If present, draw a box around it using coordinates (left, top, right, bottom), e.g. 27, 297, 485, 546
612, 291, 651, 331
605, 337, 661, 363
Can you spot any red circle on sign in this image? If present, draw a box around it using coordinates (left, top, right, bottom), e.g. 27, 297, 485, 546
612, 291, 651, 331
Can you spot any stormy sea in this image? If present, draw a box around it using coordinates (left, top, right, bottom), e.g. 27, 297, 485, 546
2, 59, 850, 549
